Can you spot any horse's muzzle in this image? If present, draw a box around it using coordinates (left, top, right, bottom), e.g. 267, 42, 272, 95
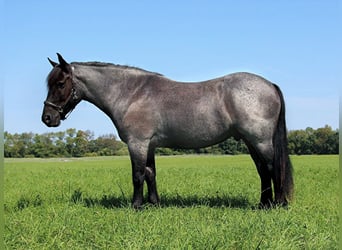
42, 110, 61, 127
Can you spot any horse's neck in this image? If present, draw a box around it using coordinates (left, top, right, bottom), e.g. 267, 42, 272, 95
72, 64, 143, 132
73, 65, 121, 114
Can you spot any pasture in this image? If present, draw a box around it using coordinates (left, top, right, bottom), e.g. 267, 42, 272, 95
4, 155, 338, 249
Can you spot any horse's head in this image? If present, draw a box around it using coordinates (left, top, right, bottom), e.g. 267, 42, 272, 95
42, 53, 80, 127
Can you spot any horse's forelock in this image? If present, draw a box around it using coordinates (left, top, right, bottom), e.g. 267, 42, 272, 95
46, 66, 62, 88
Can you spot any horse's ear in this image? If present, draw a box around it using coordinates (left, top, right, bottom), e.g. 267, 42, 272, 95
48, 57, 58, 67
56, 53, 70, 72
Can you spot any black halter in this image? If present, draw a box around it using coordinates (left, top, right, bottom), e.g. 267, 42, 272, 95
44, 81, 78, 120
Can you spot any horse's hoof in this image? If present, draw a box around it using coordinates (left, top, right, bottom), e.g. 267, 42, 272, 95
132, 200, 143, 210
148, 195, 160, 205
258, 200, 274, 209
274, 199, 289, 209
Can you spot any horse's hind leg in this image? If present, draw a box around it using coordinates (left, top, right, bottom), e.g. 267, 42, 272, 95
145, 147, 160, 205
246, 142, 274, 208
253, 141, 289, 207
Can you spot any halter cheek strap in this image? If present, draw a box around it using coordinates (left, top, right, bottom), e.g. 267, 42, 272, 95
44, 86, 79, 120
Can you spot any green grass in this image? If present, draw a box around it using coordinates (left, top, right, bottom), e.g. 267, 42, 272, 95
4, 155, 338, 249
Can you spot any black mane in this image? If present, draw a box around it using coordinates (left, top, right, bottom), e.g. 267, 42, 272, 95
72, 61, 163, 76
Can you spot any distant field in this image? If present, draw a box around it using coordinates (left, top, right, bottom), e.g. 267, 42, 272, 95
4, 155, 338, 249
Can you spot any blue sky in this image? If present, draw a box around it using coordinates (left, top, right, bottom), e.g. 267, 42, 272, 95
3, 1, 340, 137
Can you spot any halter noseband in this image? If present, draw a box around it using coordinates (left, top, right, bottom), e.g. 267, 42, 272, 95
44, 78, 78, 120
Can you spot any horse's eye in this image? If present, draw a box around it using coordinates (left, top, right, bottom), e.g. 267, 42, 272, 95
57, 81, 65, 89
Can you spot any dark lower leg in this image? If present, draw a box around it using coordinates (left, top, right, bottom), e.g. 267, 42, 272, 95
272, 175, 288, 206
246, 143, 274, 208
132, 168, 145, 209
145, 150, 160, 204
145, 167, 160, 204
259, 174, 273, 208
129, 143, 148, 209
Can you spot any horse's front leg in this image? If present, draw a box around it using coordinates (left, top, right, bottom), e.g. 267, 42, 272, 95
145, 147, 160, 205
128, 141, 149, 209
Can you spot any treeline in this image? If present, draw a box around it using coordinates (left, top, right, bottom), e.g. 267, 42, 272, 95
287, 125, 339, 155
4, 129, 128, 158
4, 125, 339, 158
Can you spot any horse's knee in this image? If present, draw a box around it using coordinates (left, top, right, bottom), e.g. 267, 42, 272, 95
145, 166, 155, 180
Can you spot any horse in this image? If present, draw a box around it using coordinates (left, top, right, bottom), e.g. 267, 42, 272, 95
42, 53, 293, 208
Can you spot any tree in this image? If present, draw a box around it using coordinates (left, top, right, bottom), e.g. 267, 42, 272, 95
217, 138, 248, 155
288, 128, 314, 155
4, 132, 35, 157
89, 134, 123, 156
313, 125, 338, 154
31, 133, 54, 158
54, 131, 68, 156
72, 130, 89, 157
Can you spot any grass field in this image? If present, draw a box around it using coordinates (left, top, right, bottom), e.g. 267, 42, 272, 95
4, 155, 338, 249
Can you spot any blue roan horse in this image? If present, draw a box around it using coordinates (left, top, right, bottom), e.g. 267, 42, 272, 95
42, 53, 293, 208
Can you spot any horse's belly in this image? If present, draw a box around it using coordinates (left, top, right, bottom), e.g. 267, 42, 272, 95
157, 119, 233, 149
155, 91, 234, 149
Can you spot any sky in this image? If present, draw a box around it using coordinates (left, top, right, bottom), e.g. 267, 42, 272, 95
3, 1, 340, 138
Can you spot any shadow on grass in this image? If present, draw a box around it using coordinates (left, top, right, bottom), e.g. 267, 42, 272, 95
82, 194, 131, 209
160, 193, 252, 209
7, 191, 253, 212
79, 192, 253, 209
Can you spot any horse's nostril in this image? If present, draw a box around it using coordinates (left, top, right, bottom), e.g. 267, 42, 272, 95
42, 112, 61, 127
44, 114, 51, 124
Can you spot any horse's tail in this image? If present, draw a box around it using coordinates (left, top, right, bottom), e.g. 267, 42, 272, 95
273, 84, 294, 202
